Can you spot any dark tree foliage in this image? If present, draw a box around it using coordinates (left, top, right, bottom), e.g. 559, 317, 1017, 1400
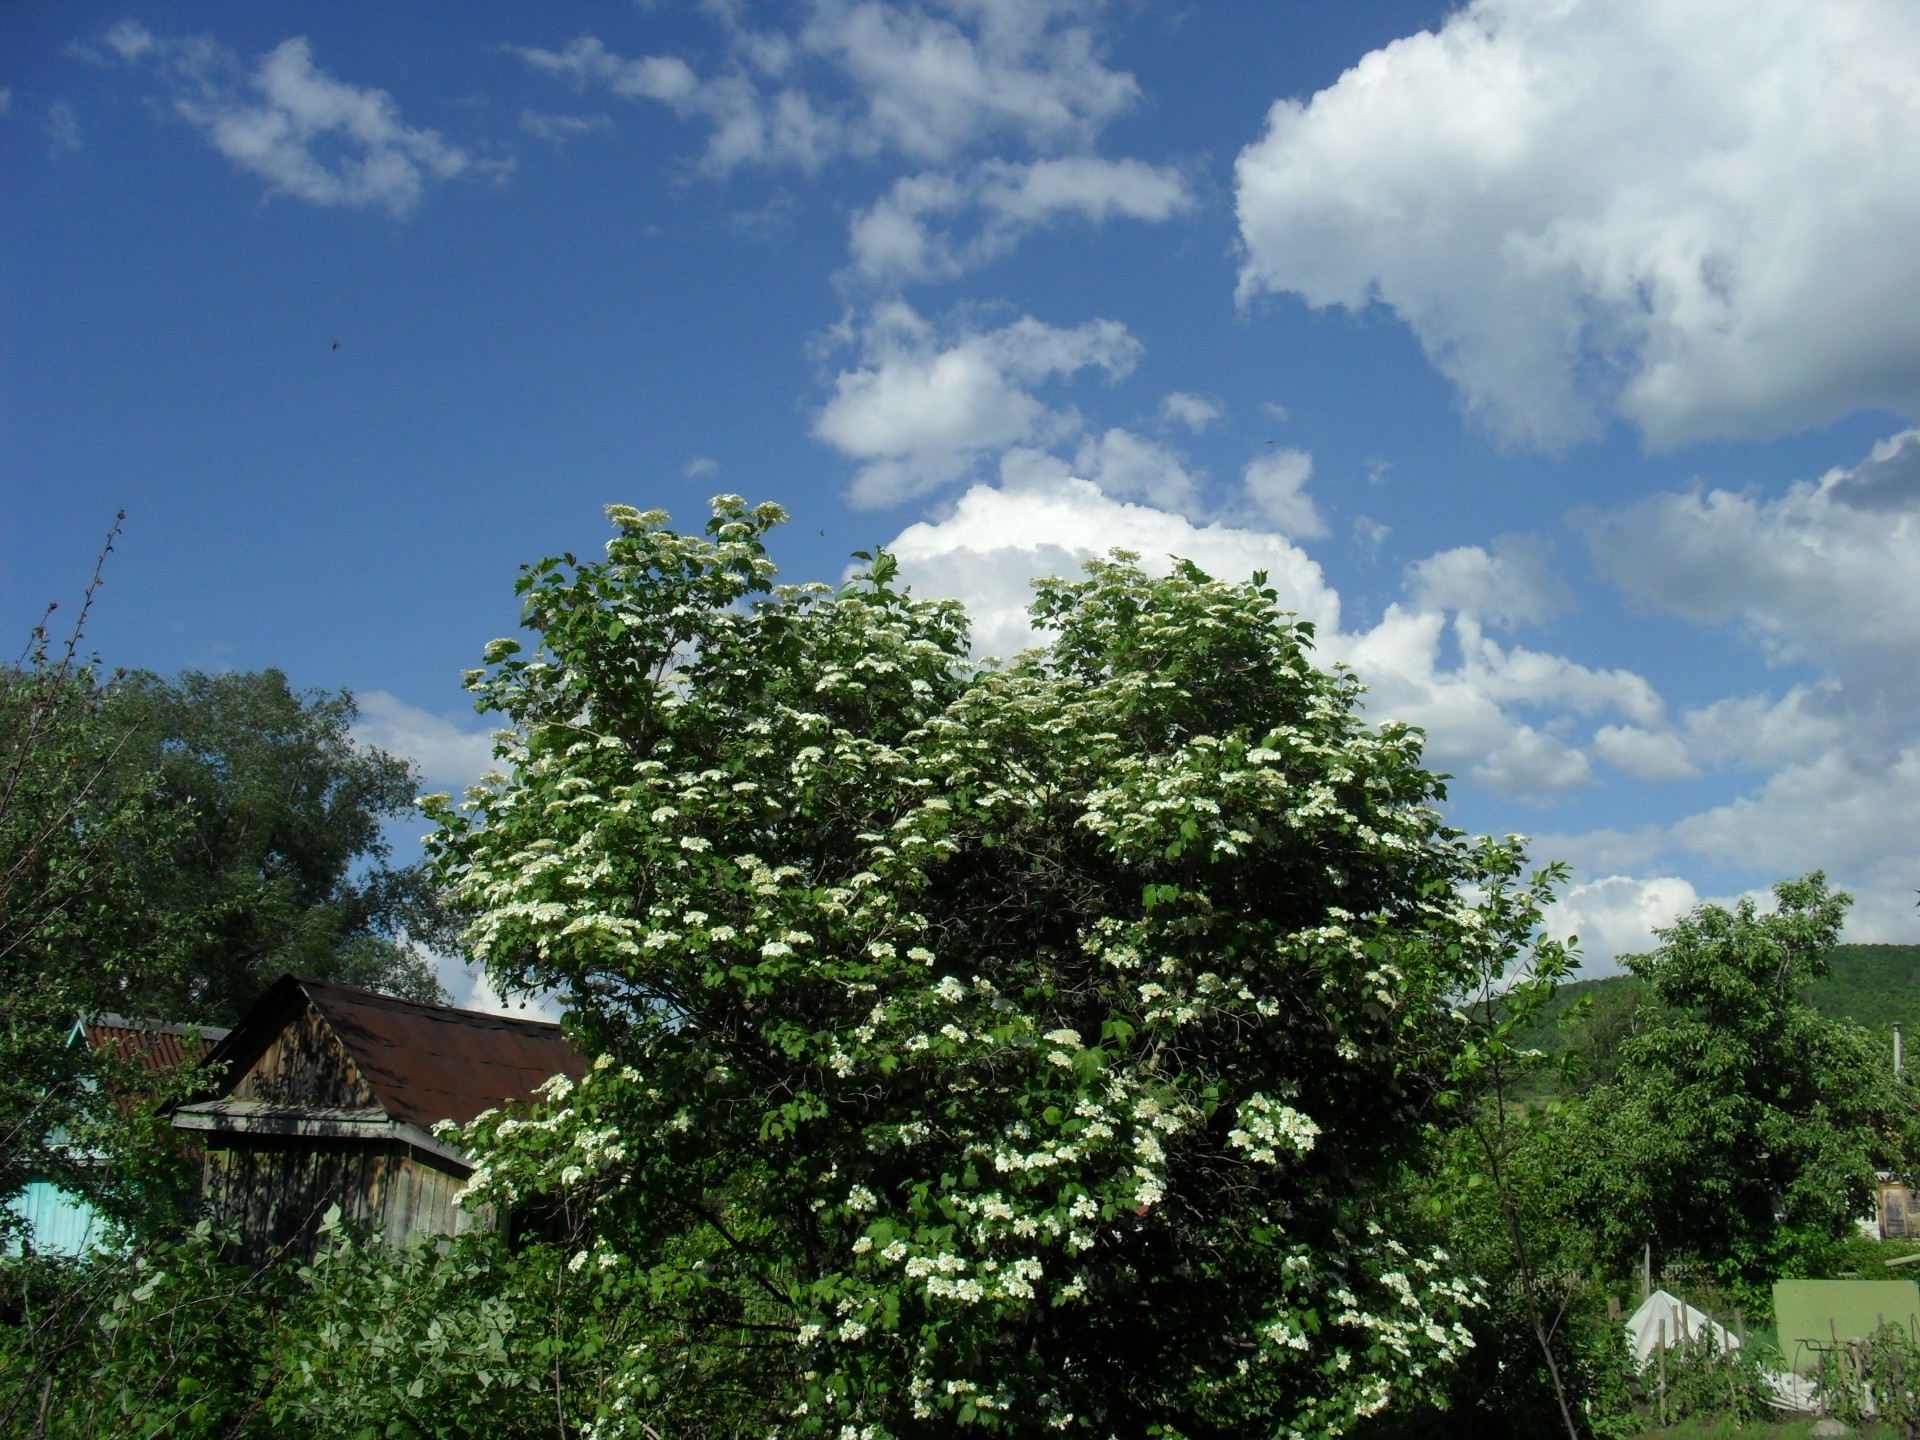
100, 668, 451, 1022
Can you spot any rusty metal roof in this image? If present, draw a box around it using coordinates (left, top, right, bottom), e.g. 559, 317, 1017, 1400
199, 975, 585, 1132
81, 1015, 229, 1073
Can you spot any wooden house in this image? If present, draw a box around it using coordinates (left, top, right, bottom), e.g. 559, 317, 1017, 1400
5, 1015, 228, 1255
172, 975, 583, 1259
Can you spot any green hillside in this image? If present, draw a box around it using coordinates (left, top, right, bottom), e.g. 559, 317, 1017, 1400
1808, 943, 1920, 1034
1515, 943, 1920, 1094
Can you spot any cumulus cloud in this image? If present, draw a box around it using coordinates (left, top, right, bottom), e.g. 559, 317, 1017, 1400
103, 21, 482, 215
812, 301, 1140, 505
889, 471, 1339, 659
1241, 448, 1324, 538
1587, 429, 1920, 729
1541, 430, 1920, 946
1545, 874, 1703, 972
1590, 724, 1699, 782
1403, 536, 1568, 628
1332, 608, 1669, 795
520, 2, 1141, 175
1069, 428, 1202, 512
353, 691, 497, 793
846, 155, 1190, 285
1161, 391, 1222, 433
1235, 0, 1920, 449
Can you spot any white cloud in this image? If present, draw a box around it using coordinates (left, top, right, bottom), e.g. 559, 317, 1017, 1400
1538, 431, 1920, 946
520, 2, 1142, 175
1590, 724, 1699, 782
0, 88, 13, 118
105, 22, 482, 216
46, 101, 81, 154
878, 434, 1920, 939
1161, 392, 1222, 432
1403, 536, 1568, 628
354, 691, 497, 793
799, 0, 1141, 162
516, 35, 837, 173
684, 455, 720, 478
1235, 0, 1920, 449
1545, 874, 1702, 972
1070, 428, 1201, 512
1241, 448, 1324, 538
889, 471, 1339, 659
846, 155, 1190, 285
518, 109, 612, 144
455, 962, 564, 1022
1333, 608, 1654, 796
1588, 429, 1920, 729
812, 301, 1140, 505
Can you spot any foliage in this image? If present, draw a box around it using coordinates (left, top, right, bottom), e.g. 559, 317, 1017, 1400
1513, 944, 1920, 1101
0, 1224, 282, 1438
0, 521, 191, 1241
423, 495, 1580, 1437
98, 667, 451, 1022
1556, 876, 1920, 1294
1636, 1327, 1776, 1432
1807, 1320, 1920, 1432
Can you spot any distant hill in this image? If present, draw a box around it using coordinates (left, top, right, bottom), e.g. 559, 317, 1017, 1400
1514, 943, 1920, 1095
1807, 944, 1920, 1035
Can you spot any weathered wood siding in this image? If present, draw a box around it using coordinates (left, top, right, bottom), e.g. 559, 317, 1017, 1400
201, 1137, 479, 1260
229, 1006, 374, 1109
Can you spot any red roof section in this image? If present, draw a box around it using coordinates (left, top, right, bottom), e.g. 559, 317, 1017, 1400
296, 980, 586, 1130
84, 1016, 229, 1074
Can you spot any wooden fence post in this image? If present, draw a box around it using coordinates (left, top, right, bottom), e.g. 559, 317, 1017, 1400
1657, 1317, 1668, 1427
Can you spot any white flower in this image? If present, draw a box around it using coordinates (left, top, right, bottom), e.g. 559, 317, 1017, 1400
935, 976, 966, 1002
1043, 1028, 1082, 1048
846, 1185, 877, 1212
852, 1236, 873, 1254
568, 1249, 590, 1273
837, 1319, 868, 1343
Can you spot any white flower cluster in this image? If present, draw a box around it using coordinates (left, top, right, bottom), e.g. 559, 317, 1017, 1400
1227, 1094, 1321, 1165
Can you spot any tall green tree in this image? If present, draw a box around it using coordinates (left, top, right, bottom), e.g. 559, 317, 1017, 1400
424, 496, 1570, 1438
100, 668, 449, 1022
1561, 875, 1918, 1287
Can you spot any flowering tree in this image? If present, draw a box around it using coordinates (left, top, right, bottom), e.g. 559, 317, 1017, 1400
426, 497, 1560, 1438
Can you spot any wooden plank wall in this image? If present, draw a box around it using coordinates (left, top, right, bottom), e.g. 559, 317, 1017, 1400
202, 1138, 481, 1260
230, 1007, 375, 1109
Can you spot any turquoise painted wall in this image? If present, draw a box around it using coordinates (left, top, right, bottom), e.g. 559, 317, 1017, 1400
4, 1180, 102, 1256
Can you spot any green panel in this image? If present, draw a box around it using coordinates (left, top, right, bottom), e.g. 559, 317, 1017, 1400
1773, 1279, 1920, 1373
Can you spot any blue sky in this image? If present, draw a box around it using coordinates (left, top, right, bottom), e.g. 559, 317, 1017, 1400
5, 0, 1918, 1003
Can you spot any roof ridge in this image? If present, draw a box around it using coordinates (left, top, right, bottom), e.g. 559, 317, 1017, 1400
86, 1013, 231, 1041
294, 976, 568, 1033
